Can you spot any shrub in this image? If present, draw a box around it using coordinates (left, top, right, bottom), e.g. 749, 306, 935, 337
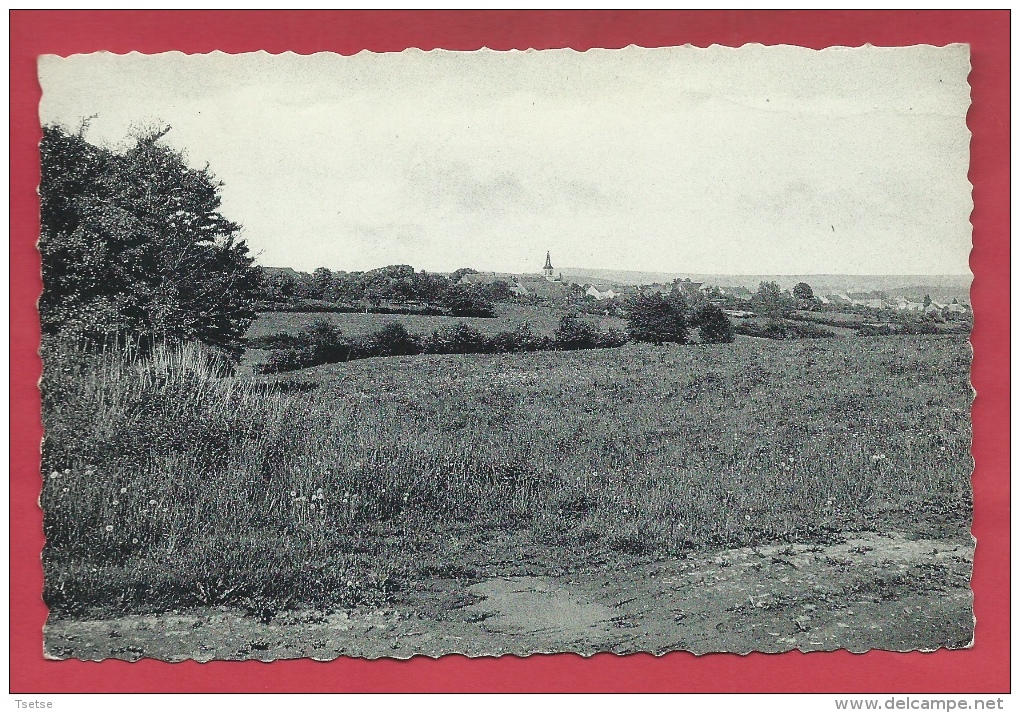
554, 314, 627, 350
369, 321, 420, 357
625, 292, 687, 345
246, 332, 304, 350
425, 323, 494, 355
490, 324, 552, 353
689, 303, 735, 344
735, 318, 834, 340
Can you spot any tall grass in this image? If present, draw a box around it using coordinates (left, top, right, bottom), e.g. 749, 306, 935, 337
41, 335, 973, 617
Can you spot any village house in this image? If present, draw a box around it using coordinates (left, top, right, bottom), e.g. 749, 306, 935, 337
728, 286, 754, 301
895, 298, 926, 312
585, 285, 618, 301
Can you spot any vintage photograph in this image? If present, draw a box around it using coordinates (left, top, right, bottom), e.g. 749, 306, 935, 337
37, 44, 974, 660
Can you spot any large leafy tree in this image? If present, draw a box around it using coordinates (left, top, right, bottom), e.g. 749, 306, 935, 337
39, 124, 262, 360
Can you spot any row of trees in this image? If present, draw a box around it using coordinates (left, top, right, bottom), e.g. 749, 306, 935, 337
40, 124, 262, 361
260, 316, 630, 373
264, 264, 511, 314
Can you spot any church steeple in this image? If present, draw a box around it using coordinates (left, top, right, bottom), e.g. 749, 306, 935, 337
543, 251, 554, 278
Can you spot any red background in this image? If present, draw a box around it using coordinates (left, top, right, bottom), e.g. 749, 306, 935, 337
9, 10, 1010, 693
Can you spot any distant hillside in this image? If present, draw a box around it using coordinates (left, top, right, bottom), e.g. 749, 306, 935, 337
559, 268, 973, 303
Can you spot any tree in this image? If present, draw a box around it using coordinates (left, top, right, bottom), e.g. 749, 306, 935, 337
262, 270, 296, 302
793, 282, 814, 300
442, 284, 495, 317
753, 280, 788, 317
625, 291, 687, 345
311, 267, 334, 300
688, 303, 735, 344
39, 124, 261, 360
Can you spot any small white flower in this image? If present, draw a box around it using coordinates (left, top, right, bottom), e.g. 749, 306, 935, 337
112, 500, 119, 506
148, 499, 157, 505
131, 538, 138, 544
120, 487, 128, 494
49, 472, 60, 479
105, 525, 113, 532
63, 469, 71, 475
290, 491, 297, 497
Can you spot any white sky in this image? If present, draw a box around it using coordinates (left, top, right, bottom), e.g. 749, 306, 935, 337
39, 45, 972, 275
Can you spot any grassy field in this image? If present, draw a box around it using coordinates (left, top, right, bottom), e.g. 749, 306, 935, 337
41, 335, 972, 618
247, 304, 627, 340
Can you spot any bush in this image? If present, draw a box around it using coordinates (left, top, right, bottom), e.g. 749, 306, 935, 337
689, 303, 735, 344
735, 318, 834, 340
554, 314, 627, 350
368, 322, 420, 357
490, 324, 552, 353
246, 332, 304, 350
625, 292, 687, 344
425, 323, 494, 355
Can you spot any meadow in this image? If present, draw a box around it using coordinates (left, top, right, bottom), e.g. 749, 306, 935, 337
247, 303, 626, 340
40, 334, 973, 618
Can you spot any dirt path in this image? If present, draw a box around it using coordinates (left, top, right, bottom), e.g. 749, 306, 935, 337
45, 532, 973, 660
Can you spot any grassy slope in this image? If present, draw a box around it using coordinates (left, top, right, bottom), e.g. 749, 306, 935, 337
42, 336, 972, 617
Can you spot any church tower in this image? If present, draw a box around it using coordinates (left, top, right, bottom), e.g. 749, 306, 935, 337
543, 251, 555, 280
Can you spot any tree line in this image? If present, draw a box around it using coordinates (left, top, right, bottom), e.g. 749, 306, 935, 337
264, 265, 508, 317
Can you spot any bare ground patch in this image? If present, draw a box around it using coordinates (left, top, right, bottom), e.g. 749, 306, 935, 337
44, 531, 973, 660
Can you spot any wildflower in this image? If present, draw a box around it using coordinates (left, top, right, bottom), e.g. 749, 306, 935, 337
745, 515, 751, 521
112, 500, 119, 506
290, 491, 297, 497
149, 499, 157, 505
63, 469, 71, 475
131, 538, 138, 544
105, 525, 114, 532
120, 487, 128, 494
62, 488, 69, 493
49, 472, 60, 479
309, 503, 316, 510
